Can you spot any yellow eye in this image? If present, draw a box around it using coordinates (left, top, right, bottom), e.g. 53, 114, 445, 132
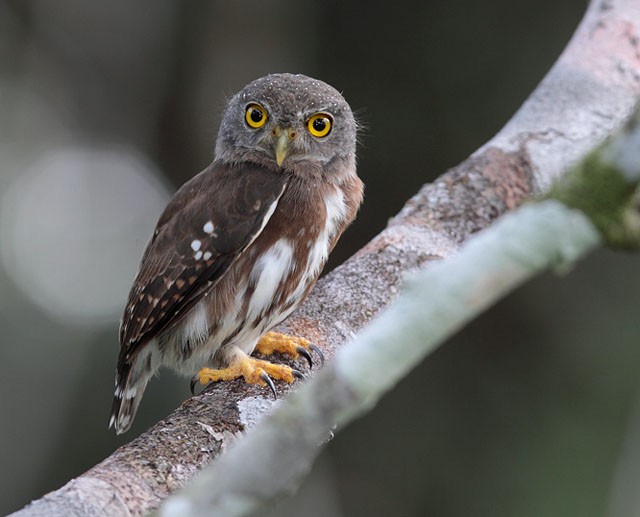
245, 103, 268, 129
306, 113, 332, 138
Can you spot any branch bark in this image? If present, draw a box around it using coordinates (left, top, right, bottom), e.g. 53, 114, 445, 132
12, 0, 640, 515
157, 104, 640, 516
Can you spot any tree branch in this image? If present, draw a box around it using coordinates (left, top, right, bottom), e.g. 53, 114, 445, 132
12, 0, 640, 515
156, 105, 640, 516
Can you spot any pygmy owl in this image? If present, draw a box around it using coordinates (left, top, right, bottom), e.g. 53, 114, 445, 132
110, 73, 363, 434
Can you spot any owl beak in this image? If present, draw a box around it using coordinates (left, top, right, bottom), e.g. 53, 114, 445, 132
273, 127, 294, 166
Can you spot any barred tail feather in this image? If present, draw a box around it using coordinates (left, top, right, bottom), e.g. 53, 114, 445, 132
109, 377, 150, 434
109, 349, 156, 434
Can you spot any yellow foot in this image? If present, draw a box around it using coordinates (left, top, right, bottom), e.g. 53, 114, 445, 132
190, 354, 304, 398
255, 331, 325, 367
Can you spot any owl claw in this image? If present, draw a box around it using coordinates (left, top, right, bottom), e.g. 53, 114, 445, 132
260, 371, 277, 399
309, 344, 325, 366
296, 346, 313, 368
190, 375, 200, 395
190, 354, 306, 400
255, 332, 325, 369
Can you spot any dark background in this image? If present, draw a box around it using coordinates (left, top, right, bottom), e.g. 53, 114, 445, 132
2, 1, 639, 516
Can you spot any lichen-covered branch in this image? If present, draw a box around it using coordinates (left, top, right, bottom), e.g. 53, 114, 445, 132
11, 1, 640, 516
551, 113, 640, 249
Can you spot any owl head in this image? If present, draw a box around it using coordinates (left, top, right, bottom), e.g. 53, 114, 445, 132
214, 73, 357, 172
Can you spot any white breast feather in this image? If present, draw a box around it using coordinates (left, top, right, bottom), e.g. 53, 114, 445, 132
180, 189, 348, 365
290, 188, 347, 302
247, 239, 295, 322
182, 300, 210, 344
324, 188, 347, 239
217, 287, 245, 342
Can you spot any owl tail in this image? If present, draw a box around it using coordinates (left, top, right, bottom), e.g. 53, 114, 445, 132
109, 353, 153, 434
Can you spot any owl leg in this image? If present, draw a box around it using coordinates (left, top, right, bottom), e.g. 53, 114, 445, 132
191, 352, 304, 397
254, 331, 325, 367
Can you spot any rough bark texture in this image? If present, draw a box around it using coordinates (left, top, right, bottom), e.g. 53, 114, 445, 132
12, 0, 640, 515
160, 200, 607, 517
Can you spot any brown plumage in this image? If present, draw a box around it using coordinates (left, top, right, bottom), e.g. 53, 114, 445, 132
110, 74, 363, 434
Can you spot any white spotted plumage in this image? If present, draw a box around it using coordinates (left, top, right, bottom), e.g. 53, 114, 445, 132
203, 221, 215, 234
155, 189, 349, 376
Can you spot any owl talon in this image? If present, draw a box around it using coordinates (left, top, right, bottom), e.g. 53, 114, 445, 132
255, 331, 325, 369
191, 353, 307, 399
309, 344, 325, 366
296, 346, 313, 368
261, 372, 277, 399
190, 375, 199, 396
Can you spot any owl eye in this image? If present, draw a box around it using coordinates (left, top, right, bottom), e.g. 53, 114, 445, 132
245, 103, 268, 129
306, 113, 333, 138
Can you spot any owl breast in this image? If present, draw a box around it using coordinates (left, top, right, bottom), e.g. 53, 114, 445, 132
243, 185, 348, 340
159, 182, 350, 373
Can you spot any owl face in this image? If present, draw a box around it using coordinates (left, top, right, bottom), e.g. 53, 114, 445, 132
215, 73, 357, 170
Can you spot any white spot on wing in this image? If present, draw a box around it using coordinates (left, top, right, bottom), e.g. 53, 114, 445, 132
195, 250, 203, 260
203, 221, 214, 234
203, 251, 212, 260
191, 239, 202, 251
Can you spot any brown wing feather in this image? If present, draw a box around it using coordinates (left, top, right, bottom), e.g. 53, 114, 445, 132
119, 160, 288, 360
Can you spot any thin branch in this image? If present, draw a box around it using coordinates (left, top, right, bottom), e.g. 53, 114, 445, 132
11, 0, 640, 516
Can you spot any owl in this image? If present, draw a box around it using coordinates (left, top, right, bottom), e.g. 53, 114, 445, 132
110, 73, 363, 434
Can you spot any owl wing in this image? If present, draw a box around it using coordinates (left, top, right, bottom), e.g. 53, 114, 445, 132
118, 161, 288, 360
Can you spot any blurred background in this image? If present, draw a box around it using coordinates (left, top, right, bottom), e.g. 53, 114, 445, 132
2, 1, 639, 516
